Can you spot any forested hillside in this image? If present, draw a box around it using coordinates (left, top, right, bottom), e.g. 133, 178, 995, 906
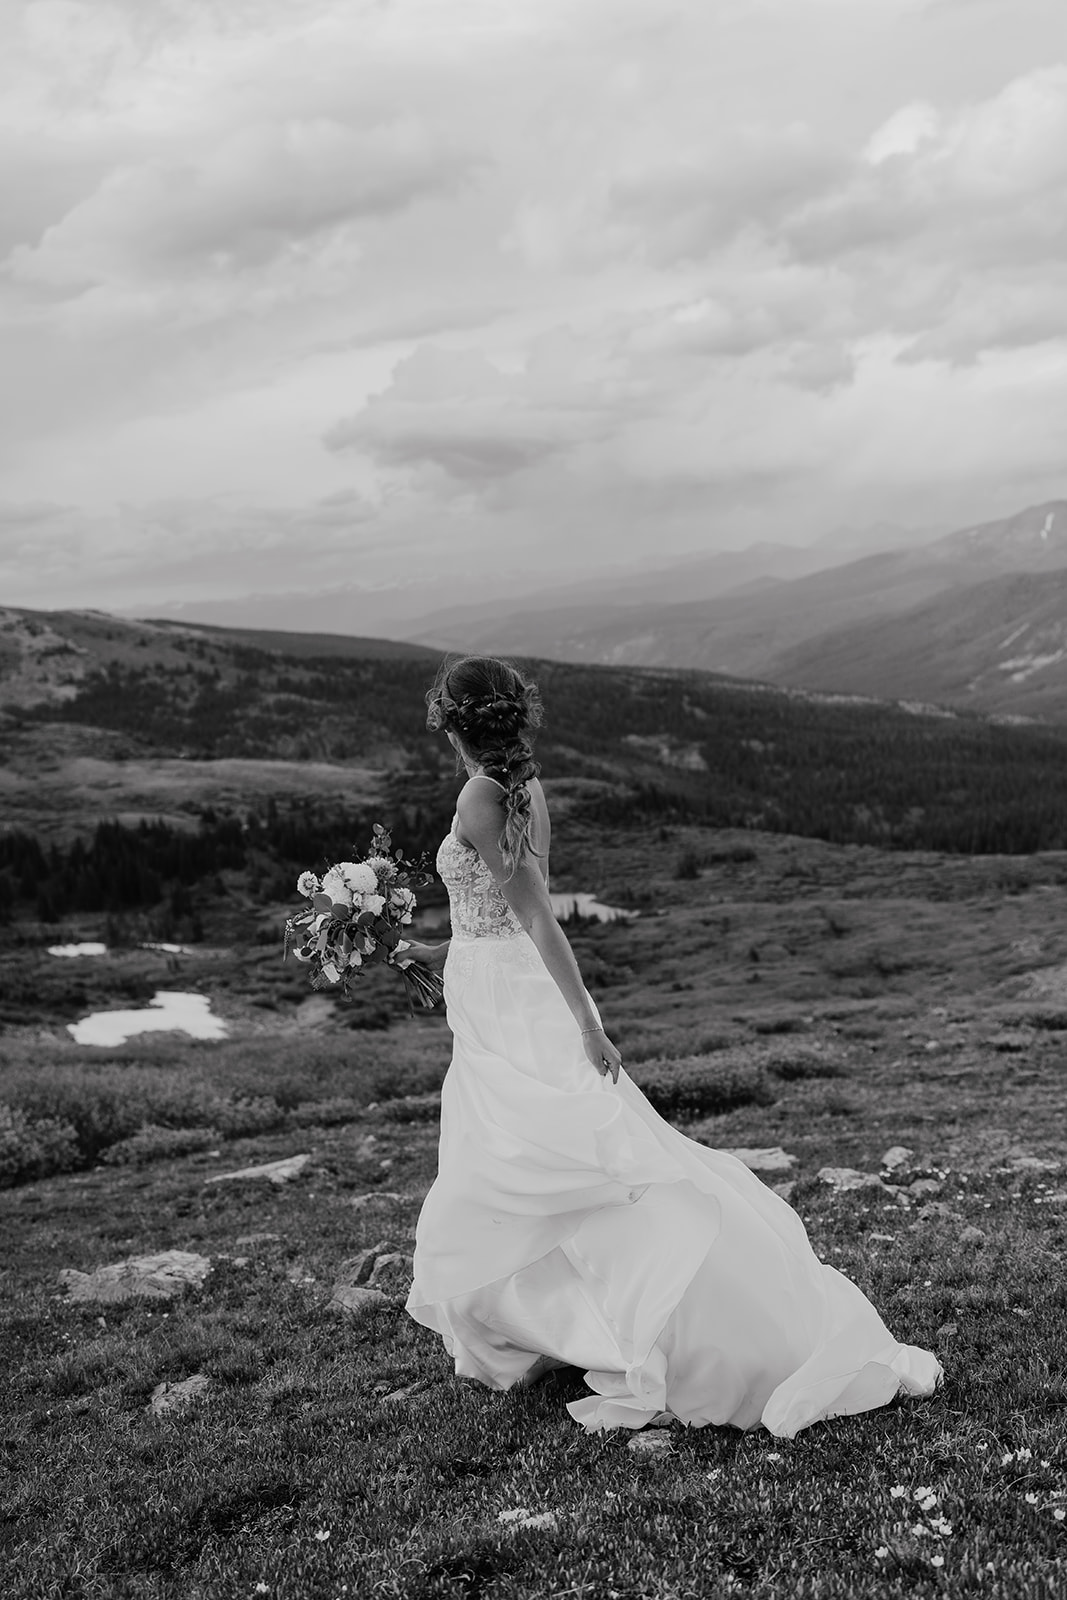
7, 607, 1067, 935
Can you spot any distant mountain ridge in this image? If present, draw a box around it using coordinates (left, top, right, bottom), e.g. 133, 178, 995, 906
403, 500, 1067, 721
128, 520, 935, 643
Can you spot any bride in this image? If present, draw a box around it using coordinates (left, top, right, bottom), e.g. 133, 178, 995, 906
401, 654, 942, 1436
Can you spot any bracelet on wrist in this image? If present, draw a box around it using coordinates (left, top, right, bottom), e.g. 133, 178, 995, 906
580, 1026, 603, 1036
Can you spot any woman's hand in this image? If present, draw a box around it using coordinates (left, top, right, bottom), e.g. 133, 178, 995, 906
581, 1025, 622, 1084
395, 938, 449, 972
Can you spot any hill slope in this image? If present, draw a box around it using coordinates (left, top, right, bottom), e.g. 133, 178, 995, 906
404, 501, 1067, 719
760, 569, 1067, 718
7, 606, 1067, 874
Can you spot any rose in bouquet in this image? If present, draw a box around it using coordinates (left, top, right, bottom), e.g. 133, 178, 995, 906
284, 824, 443, 1010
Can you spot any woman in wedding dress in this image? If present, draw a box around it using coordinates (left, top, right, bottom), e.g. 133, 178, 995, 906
402, 655, 942, 1437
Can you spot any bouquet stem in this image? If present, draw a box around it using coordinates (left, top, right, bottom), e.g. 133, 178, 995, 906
398, 961, 445, 1013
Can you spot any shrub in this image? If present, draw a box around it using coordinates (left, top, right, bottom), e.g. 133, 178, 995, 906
211, 1097, 287, 1137
0, 1105, 81, 1187
674, 848, 702, 880
367, 1092, 442, 1124
101, 1125, 220, 1166
629, 1055, 775, 1120
290, 1097, 366, 1128
762, 1046, 846, 1081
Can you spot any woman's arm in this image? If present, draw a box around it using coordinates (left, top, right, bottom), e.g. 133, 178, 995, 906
457, 782, 621, 1082
397, 938, 450, 972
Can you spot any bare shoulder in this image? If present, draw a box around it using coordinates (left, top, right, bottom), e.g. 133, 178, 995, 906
455, 775, 505, 842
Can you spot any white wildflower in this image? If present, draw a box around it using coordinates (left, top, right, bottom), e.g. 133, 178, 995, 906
1016, 1448, 1032, 1462
296, 871, 320, 897
920, 1495, 938, 1513
1025, 1493, 1039, 1505
314, 1528, 331, 1541
931, 1555, 945, 1568
1054, 1509, 1065, 1522
1001, 1453, 1015, 1466
875, 1547, 889, 1558
890, 1486, 907, 1499
914, 1487, 934, 1501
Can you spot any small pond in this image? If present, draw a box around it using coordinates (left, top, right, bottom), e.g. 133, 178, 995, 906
68, 991, 228, 1047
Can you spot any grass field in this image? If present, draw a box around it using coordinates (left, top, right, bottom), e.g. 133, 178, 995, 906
3, 827, 1067, 1598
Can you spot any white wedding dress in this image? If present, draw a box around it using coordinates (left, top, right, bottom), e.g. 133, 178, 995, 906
406, 816, 942, 1436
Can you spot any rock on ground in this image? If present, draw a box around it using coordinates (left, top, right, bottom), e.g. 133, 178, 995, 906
206, 1153, 311, 1186
329, 1285, 389, 1317
148, 1374, 210, 1416
628, 1432, 673, 1455
817, 1167, 887, 1193
58, 1250, 212, 1304
880, 1146, 916, 1172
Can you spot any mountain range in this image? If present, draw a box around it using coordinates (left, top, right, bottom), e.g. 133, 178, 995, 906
405, 500, 1067, 722
124, 499, 1067, 721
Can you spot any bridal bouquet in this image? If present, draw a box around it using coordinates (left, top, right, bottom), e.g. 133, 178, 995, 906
284, 823, 443, 1010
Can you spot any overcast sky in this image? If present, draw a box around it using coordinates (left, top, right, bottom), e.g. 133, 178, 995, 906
2, 0, 1066, 615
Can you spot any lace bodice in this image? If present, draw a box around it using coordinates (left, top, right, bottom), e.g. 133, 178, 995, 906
437, 817, 526, 940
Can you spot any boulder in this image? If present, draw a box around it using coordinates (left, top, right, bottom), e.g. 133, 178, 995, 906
329, 1284, 389, 1317
335, 1240, 404, 1289
368, 1252, 414, 1293
206, 1154, 310, 1186
628, 1432, 673, 1455
147, 1374, 210, 1416
58, 1250, 211, 1304
880, 1146, 916, 1173
817, 1167, 887, 1193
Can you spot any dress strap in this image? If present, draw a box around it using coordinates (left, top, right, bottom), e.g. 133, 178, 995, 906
471, 772, 508, 791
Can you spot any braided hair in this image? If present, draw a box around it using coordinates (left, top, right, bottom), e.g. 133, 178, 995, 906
426, 655, 544, 878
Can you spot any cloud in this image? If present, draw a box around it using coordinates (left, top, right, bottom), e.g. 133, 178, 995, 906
325, 335, 635, 486
1, 0, 1066, 603
9, 115, 473, 300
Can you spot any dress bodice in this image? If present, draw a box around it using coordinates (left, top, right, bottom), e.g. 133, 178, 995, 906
437, 817, 526, 940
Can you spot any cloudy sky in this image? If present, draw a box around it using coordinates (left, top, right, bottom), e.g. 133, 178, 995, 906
2, 0, 1066, 618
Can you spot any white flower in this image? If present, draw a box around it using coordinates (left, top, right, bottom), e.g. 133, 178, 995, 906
1025, 1493, 1039, 1505
930, 1555, 945, 1568
890, 1486, 907, 1499
1054, 1509, 1065, 1521
348, 950, 363, 969
874, 1547, 889, 1559
1016, 1448, 1032, 1462
1001, 1453, 1015, 1466
361, 892, 386, 916
314, 1528, 331, 1541
366, 854, 397, 882
339, 861, 378, 894
321, 960, 340, 984
920, 1495, 938, 1513
321, 868, 353, 906
913, 1487, 934, 1501
296, 871, 320, 897
253, 1585, 268, 1596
